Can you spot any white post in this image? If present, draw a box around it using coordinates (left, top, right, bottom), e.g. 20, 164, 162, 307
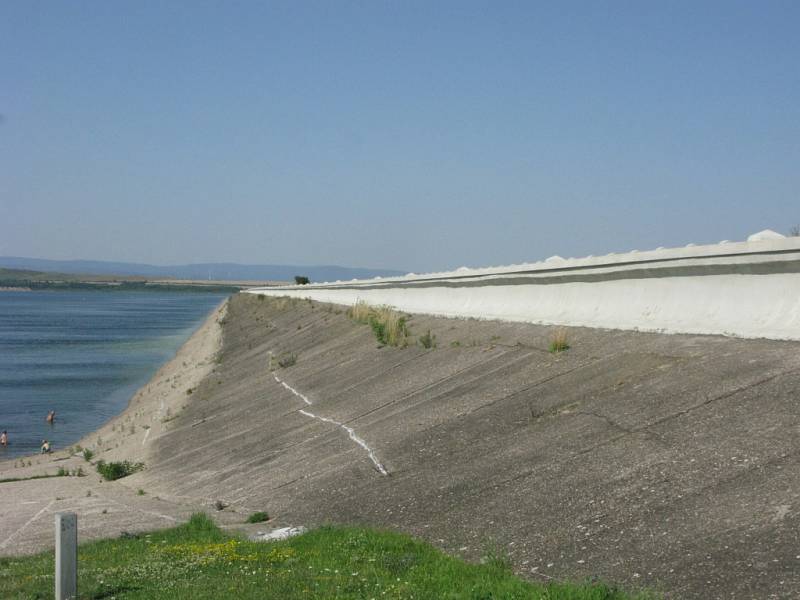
55, 512, 77, 600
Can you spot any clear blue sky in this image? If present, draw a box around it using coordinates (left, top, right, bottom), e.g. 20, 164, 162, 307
2, 1, 798, 272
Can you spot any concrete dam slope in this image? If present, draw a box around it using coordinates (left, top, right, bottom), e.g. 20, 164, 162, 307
247, 230, 800, 340
133, 294, 800, 599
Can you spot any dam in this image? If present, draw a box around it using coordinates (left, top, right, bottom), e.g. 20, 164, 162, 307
247, 229, 800, 340
4, 232, 800, 599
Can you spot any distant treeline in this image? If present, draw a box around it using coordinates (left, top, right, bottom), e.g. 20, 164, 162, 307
0, 278, 240, 293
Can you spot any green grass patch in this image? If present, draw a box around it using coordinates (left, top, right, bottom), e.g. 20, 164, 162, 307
245, 511, 270, 523
0, 514, 655, 599
96, 460, 144, 481
418, 329, 437, 349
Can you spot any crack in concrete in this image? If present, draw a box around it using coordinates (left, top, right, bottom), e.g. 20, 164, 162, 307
331, 350, 434, 399
575, 410, 633, 434
344, 346, 526, 426
100, 493, 178, 523
273, 374, 389, 476
634, 366, 800, 434
149, 400, 328, 472
0, 499, 55, 551
484, 366, 800, 492
468, 358, 603, 416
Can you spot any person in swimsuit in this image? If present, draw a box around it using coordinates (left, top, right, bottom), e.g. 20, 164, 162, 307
0, 431, 7, 446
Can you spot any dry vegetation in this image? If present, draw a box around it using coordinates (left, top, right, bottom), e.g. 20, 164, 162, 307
349, 301, 409, 347
549, 327, 570, 353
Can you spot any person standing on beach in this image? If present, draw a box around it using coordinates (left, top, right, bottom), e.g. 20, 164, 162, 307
41, 439, 50, 453
0, 431, 7, 446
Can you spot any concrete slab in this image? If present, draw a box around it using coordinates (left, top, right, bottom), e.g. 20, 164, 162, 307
5, 292, 800, 599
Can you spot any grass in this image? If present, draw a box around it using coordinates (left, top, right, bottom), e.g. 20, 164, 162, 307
349, 300, 373, 323
277, 352, 297, 368
83, 448, 95, 462
96, 460, 145, 481
0, 514, 655, 600
418, 329, 437, 349
1, 465, 85, 484
0, 472, 67, 484
549, 327, 570, 353
270, 351, 298, 370
245, 511, 270, 523
349, 301, 409, 347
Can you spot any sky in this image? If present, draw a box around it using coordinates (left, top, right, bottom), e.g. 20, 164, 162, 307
1, 1, 798, 273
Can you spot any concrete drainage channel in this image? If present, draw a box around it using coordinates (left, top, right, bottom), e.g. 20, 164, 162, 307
272, 372, 389, 476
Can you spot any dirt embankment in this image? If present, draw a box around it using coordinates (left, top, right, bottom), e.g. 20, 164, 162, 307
4, 293, 800, 598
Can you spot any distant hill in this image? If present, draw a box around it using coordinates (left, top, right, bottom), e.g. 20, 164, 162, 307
0, 267, 148, 283
0, 257, 405, 283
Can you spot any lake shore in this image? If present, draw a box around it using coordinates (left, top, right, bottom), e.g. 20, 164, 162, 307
0, 298, 252, 556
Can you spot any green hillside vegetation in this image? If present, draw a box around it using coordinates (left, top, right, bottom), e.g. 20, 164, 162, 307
0, 268, 239, 293
0, 267, 146, 283
0, 514, 654, 599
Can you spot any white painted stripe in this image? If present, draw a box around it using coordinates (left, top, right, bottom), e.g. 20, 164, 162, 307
274, 374, 388, 476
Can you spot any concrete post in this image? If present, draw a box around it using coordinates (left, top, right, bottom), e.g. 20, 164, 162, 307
55, 512, 77, 600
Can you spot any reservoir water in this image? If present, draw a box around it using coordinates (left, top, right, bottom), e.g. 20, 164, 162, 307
0, 289, 228, 459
